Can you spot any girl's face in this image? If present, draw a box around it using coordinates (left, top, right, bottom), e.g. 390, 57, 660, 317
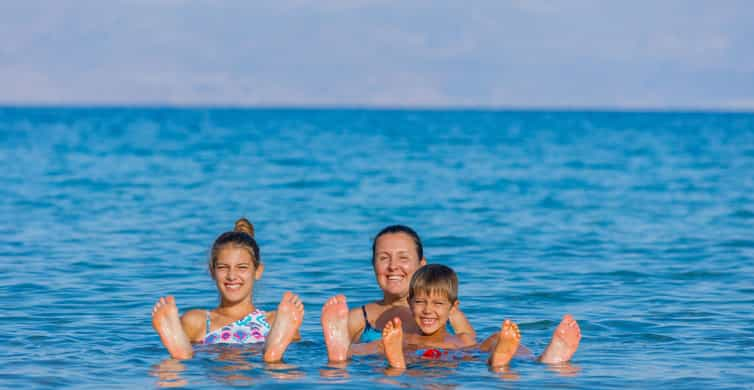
213, 246, 264, 304
373, 233, 426, 298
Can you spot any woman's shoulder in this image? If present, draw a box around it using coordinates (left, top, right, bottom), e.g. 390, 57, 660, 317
348, 302, 366, 316
347, 302, 374, 341
348, 301, 379, 322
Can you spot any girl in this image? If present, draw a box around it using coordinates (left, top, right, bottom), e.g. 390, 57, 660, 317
152, 218, 304, 362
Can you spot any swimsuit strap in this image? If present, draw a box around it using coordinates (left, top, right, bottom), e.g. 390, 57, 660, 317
205, 310, 212, 335
361, 305, 374, 330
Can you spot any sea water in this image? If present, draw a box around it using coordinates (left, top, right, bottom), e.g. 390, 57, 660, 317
1, 108, 753, 389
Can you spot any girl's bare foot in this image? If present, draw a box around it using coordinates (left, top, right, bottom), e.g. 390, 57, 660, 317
382, 317, 406, 369
152, 296, 193, 360
321, 295, 351, 362
263, 291, 304, 362
488, 319, 520, 368
539, 314, 581, 364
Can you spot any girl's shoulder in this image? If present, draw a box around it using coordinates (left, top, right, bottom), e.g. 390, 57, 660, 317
181, 308, 208, 324
181, 309, 210, 342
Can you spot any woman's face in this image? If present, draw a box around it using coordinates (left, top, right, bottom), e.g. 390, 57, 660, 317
213, 246, 264, 304
373, 233, 426, 298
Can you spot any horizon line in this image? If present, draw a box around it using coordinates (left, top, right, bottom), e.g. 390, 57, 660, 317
1, 103, 753, 114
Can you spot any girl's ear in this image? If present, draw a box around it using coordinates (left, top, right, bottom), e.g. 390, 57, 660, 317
450, 300, 460, 314
255, 263, 265, 280
419, 257, 427, 266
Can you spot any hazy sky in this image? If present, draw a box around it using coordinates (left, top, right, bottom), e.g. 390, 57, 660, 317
2, 0, 753, 109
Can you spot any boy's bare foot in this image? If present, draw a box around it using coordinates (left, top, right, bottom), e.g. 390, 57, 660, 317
152, 296, 193, 360
382, 317, 406, 369
263, 291, 304, 362
321, 295, 351, 362
539, 314, 581, 364
488, 319, 520, 368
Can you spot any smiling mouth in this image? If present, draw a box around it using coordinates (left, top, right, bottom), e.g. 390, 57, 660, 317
387, 275, 404, 281
420, 318, 437, 326
224, 283, 243, 290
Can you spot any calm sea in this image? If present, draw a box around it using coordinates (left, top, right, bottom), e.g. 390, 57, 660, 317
1, 108, 753, 389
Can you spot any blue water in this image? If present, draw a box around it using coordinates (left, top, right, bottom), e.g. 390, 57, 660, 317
1, 108, 753, 388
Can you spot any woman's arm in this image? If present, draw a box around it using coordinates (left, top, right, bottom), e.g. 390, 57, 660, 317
350, 339, 384, 355
347, 306, 367, 343
449, 304, 477, 346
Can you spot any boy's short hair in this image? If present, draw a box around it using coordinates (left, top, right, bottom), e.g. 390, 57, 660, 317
409, 264, 458, 303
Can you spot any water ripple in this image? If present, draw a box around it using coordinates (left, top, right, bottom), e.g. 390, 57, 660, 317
2, 108, 754, 389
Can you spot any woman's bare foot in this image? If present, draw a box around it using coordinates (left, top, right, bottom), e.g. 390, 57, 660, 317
539, 314, 581, 364
488, 319, 521, 368
263, 291, 304, 362
152, 296, 193, 360
321, 295, 351, 362
382, 317, 406, 369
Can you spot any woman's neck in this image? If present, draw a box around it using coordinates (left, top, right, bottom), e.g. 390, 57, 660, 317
379, 293, 409, 307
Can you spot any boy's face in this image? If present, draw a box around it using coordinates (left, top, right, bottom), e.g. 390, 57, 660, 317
409, 290, 458, 336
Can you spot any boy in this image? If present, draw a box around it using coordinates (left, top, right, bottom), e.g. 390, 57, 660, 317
321, 264, 581, 369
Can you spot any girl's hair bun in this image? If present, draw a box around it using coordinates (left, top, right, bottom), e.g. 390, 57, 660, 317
233, 217, 255, 238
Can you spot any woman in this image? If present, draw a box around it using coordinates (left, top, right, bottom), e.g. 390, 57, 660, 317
346, 225, 476, 343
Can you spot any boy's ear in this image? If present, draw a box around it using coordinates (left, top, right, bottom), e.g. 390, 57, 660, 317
255, 263, 265, 280
450, 300, 459, 313
419, 257, 427, 266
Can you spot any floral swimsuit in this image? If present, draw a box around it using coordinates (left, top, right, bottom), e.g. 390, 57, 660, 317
202, 309, 270, 344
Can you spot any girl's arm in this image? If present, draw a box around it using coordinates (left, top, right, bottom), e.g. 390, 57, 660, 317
181, 309, 209, 342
